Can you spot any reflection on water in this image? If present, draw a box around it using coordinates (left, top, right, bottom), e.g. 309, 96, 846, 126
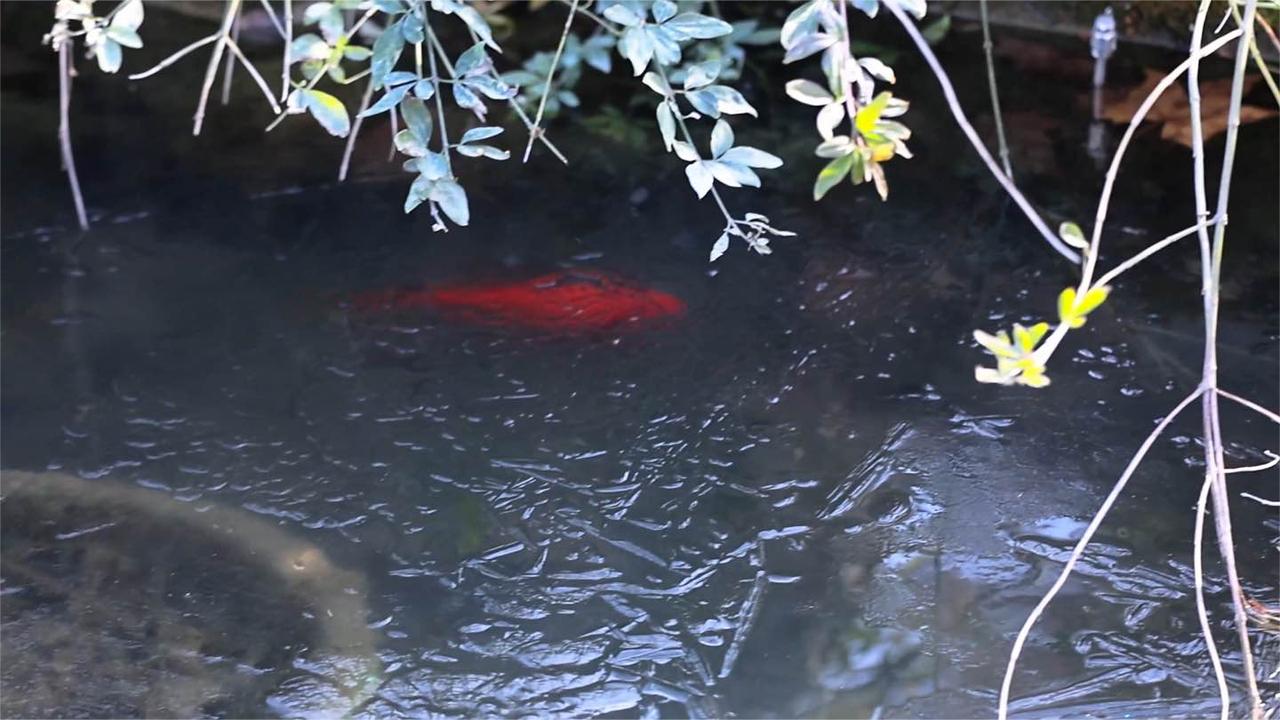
2, 13, 1278, 717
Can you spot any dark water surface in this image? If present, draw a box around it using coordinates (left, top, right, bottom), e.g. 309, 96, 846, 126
3, 7, 1278, 718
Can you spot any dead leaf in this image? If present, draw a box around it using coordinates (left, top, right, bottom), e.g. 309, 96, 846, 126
1102, 68, 1277, 147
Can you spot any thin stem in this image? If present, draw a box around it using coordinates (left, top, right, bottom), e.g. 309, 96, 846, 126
388, 108, 398, 161
128, 34, 219, 80
1193, 0, 1264, 715
559, 0, 621, 36
883, 0, 1079, 264
220, 1, 243, 105
339, 76, 375, 181
424, 27, 453, 174
997, 385, 1207, 720
1193, 471, 1230, 720
1240, 493, 1280, 506
58, 41, 89, 231
1216, 388, 1280, 425
281, 0, 292, 102
257, 0, 287, 39
462, 26, 568, 164
1092, 221, 1210, 289
193, 0, 243, 136
654, 62, 737, 228
524, 0, 578, 163
1225, 451, 1280, 475
226, 38, 282, 114
1232, 0, 1280, 104
979, 0, 1013, 179
1073, 28, 1242, 291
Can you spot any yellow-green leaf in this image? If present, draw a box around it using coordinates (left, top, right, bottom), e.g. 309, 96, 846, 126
814, 153, 854, 200
854, 92, 891, 135
1058, 286, 1110, 328
1058, 221, 1088, 250
1013, 322, 1049, 353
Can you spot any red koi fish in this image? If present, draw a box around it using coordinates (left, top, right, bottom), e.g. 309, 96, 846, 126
352, 269, 686, 333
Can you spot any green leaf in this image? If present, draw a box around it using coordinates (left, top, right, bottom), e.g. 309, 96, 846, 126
106, 26, 143, 49
454, 43, 489, 78
456, 5, 499, 51
814, 153, 854, 200
394, 129, 428, 157
603, 4, 643, 27
302, 89, 350, 137
291, 33, 331, 62
400, 12, 424, 43
782, 32, 836, 64
785, 79, 833, 107
686, 89, 720, 118
651, 0, 677, 24
704, 86, 756, 117
709, 232, 730, 262
710, 120, 734, 159
1058, 221, 1088, 250
452, 83, 484, 114
343, 45, 372, 62
412, 78, 435, 100
685, 161, 714, 198
405, 174, 430, 213
460, 126, 503, 144
400, 97, 432, 143
663, 13, 732, 41
110, 0, 144, 31
720, 146, 782, 169
683, 60, 720, 90
922, 14, 951, 45
431, 179, 469, 226
96, 38, 122, 73
656, 101, 676, 151
851, 0, 879, 18
360, 83, 411, 117
618, 26, 654, 76
370, 24, 404, 87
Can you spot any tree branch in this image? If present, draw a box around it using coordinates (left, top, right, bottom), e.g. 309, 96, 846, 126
58, 41, 89, 231
998, 386, 1206, 719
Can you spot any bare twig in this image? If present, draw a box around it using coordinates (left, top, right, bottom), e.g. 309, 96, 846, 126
1240, 493, 1280, 506
462, 26, 569, 164
281, 0, 292, 102
1217, 388, 1280, 425
220, 1, 243, 105
128, 34, 219, 80
257, 0, 286, 39
226, 38, 282, 114
1075, 29, 1242, 291
1225, 451, 1280, 475
1231, 0, 1280, 105
1208, 2, 1263, 714
979, 0, 1013, 179
1193, 470, 1230, 720
57, 41, 89, 231
1093, 220, 1211, 289
524, 0, 578, 163
884, 0, 1078, 264
997, 386, 1206, 719
339, 76, 375, 181
424, 28, 453, 173
193, 0, 243, 136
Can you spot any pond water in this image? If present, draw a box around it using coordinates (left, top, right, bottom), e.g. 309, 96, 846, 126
2, 7, 1278, 718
